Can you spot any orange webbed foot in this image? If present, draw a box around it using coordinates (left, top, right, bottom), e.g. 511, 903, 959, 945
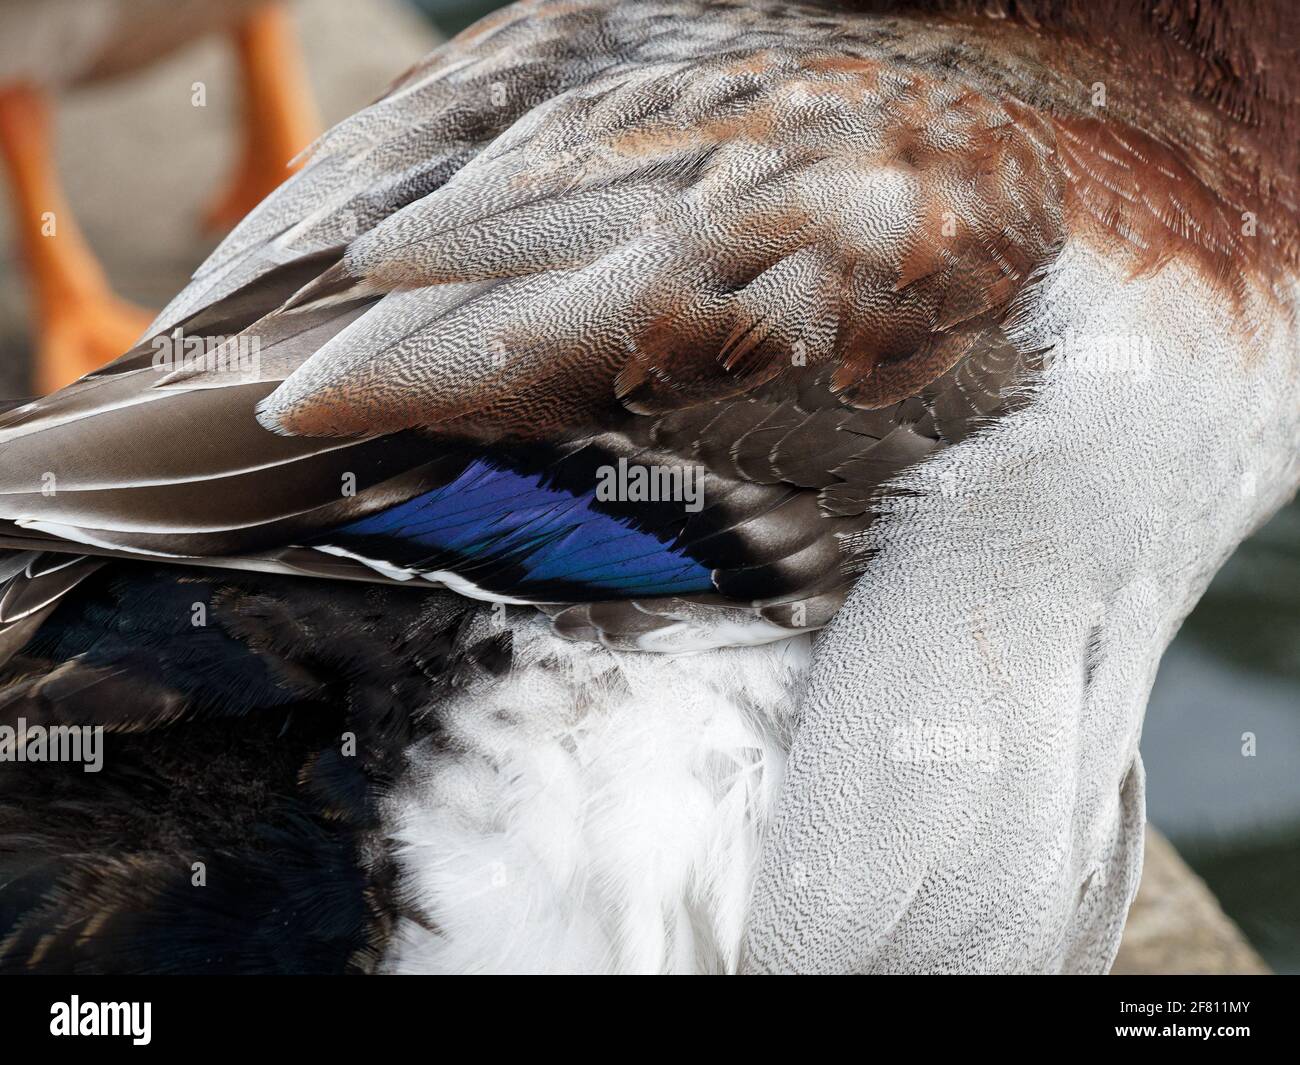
0, 83, 155, 393
200, 3, 318, 233
33, 295, 154, 392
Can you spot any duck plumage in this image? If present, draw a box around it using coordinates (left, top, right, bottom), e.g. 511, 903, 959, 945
0, 0, 1065, 648
0, 0, 1297, 973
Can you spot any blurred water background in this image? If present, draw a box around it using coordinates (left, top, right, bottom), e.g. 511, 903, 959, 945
1143, 501, 1300, 973
408, 0, 505, 33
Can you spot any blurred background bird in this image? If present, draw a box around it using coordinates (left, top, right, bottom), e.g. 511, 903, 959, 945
0, 0, 319, 393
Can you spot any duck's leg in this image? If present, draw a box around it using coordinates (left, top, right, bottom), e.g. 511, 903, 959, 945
0, 84, 153, 392
200, 3, 318, 233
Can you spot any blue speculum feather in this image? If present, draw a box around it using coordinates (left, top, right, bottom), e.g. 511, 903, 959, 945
323, 458, 715, 597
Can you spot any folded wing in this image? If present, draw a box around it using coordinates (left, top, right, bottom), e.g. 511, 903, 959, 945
0, 1, 1065, 649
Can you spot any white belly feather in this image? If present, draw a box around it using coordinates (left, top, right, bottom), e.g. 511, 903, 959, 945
380, 617, 810, 974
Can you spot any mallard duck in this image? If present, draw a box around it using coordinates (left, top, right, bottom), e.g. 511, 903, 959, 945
0, 0, 1296, 974
0, 0, 318, 393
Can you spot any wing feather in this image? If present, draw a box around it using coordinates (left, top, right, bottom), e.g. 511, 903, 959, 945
0, 0, 1063, 648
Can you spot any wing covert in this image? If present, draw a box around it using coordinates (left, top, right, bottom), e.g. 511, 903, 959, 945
0, 1, 1064, 649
